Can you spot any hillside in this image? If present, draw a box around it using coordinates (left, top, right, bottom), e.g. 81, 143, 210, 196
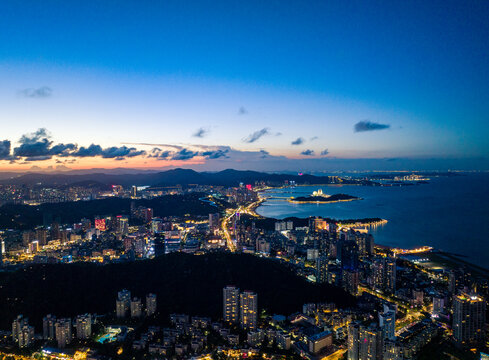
0, 168, 376, 187
0, 253, 355, 329
0, 193, 227, 229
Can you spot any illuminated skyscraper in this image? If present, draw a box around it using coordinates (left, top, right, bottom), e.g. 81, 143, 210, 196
372, 257, 396, 293
379, 305, 396, 341
452, 292, 486, 346
209, 213, 220, 230
75, 314, 92, 339
116, 289, 131, 318
12, 315, 34, 347
342, 268, 360, 295
146, 293, 157, 316
223, 286, 239, 324
43, 314, 56, 340
240, 291, 258, 330
347, 322, 384, 360
316, 256, 328, 284
131, 297, 143, 318
55, 318, 72, 348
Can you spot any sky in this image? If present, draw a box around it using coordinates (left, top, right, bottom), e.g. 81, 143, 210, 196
0, 0, 488, 172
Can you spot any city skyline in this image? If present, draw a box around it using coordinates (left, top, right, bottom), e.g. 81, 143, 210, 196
1, 1, 489, 172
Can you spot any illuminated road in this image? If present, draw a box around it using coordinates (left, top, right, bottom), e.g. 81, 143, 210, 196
221, 211, 237, 252
220, 200, 262, 252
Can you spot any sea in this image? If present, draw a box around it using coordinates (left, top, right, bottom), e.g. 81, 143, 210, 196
256, 173, 489, 269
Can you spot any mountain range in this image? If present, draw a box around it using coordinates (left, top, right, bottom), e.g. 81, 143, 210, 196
0, 168, 373, 187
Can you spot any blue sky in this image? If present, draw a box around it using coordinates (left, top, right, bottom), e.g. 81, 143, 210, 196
0, 0, 488, 171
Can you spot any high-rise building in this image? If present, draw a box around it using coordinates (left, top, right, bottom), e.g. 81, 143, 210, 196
240, 291, 258, 330
316, 256, 328, 284
209, 213, 220, 230
43, 314, 56, 340
116, 289, 131, 318
223, 286, 240, 323
131, 185, 138, 198
75, 314, 92, 339
131, 297, 143, 318
379, 305, 396, 341
116, 216, 129, 235
372, 257, 396, 293
383, 340, 402, 360
12, 315, 34, 347
146, 293, 157, 316
347, 322, 384, 360
385, 258, 396, 293
153, 233, 165, 257
55, 318, 72, 348
341, 240, 359, 271
35, 228, 48, 246
452, 292, 486, 347
347, 322, 360, 360
342, 268, 360, 295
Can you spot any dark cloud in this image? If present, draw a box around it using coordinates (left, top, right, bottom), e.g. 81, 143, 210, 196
291, 137, 304, 145
301, 149, 315, 156
71, 144, 145, 158
238, 106, 248, 115
171, 149, 200, 160
320, 149, 329, 156
7, 129, 147, 161
150, 146, 230, 161
193, 127, 209, 138
13, 128, 76, 159
310, 136, 319, 141
201, 149, 229, 159
20, 86, 53, 98
243, 128, 270, 143
0, 140, 12, 160
100, 146, 145, 158
259, 149, 269, 158
354, 120, 390, 132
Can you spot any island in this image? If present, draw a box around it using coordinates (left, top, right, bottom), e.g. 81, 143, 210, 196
289, 189, 361, 203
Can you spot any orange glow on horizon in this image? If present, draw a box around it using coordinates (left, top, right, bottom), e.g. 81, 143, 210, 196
0, 156, 206, 172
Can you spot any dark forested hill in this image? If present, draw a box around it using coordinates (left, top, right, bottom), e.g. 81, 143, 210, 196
0, 193, 226, 229
0, 253, 355, 329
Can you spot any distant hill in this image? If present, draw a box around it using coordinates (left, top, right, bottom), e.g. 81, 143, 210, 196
0, 193, 226, 229
0, 168, 375, 187
0, 252, 355, 329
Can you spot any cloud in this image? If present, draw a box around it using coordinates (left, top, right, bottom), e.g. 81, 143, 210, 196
301, 149, 315, 156
243, 128, 270, 143
6, 129, 147, 162
150, 146, 230, 161
193, 127, 209, 138
71, 144, 145, 158
100, 146, 145, 158
291, 137, 305, 145
201, 149, 229, 159
13, 128, 76, 159
0, 140, 12, 160
310, 136, 318, 141
259, 149, 269, 158
354, 120, 390, 132
19, 86, 53, 98
238, 106, 248, 115
320, 149, 329, 156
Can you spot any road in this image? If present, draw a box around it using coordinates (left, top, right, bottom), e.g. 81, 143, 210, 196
221, 200, 262, 252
